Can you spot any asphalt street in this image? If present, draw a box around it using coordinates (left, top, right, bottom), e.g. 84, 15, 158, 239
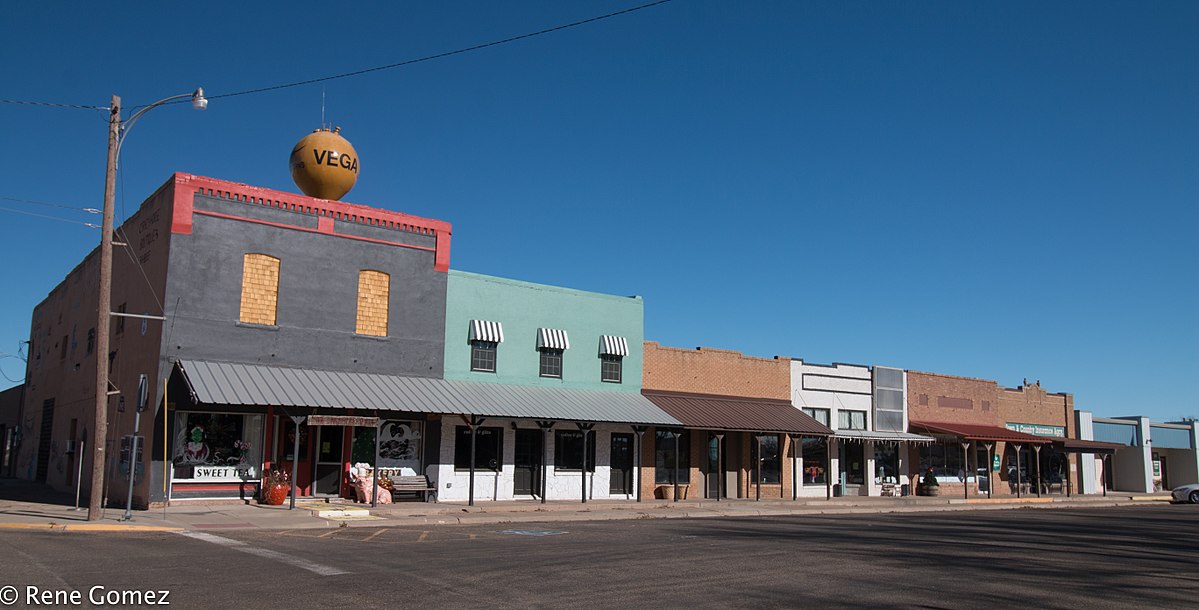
1, 505, 1195, 609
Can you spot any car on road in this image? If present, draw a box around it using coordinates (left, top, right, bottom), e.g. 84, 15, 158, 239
1171, 483, 1199, 504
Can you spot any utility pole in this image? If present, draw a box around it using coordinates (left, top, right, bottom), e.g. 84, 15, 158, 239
89, 95, 119, 521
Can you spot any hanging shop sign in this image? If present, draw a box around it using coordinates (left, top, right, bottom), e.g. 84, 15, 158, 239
307, 415, 380, 428
1005, 422, 1065, 438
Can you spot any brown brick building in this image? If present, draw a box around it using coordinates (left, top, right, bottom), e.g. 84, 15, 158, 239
907, 371, 1075, 497
639, 342, 830, 501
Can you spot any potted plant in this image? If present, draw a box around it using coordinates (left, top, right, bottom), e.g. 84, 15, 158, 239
260, 469, 291, 505
919, 468, 941, 496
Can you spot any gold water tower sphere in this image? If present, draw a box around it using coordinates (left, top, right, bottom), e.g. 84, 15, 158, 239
289, 127, 359, 200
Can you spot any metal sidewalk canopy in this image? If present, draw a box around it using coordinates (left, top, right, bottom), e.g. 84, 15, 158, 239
909, 420, 1053, 443
833, 430, 936, 444
175, 360, 680, 426
642, 390, 833, 435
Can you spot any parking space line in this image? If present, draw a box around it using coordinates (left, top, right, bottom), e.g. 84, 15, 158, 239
176, 531, 349, 576
364, 528, 389, 542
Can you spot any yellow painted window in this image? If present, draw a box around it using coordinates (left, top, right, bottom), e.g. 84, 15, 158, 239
355, 270, 390, 337
239, 253, 280, 325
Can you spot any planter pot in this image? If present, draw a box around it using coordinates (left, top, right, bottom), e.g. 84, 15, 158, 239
921, 485, 941, 497
262, 483, 289, 506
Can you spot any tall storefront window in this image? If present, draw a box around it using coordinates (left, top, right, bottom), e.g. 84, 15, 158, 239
874, 443, 899, 484
802, 437, 827, 485
454, 426, 502, 471
172, 412, 263, 481
655, 430, 690, 484
350, 421, 423, 476
920, 443, 969, 482
554, 430, 596, 472
752, 434, 782, 484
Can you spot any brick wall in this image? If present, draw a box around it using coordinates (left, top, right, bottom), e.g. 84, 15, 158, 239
906, 371, 1002, 426
355, 270, 390, 336
238, 253, 280, 325
642, 342, 790, 400
997, 383, 1073, 435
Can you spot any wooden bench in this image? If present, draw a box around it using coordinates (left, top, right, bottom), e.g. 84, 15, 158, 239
388, 475, 437, 502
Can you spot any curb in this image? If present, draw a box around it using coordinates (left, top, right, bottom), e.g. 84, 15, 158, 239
0, 523, 184, 532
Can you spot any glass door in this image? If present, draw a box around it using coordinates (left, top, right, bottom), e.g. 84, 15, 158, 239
313, 426, 344, 496
514, 429, 542, 497
610, 433, 634, 495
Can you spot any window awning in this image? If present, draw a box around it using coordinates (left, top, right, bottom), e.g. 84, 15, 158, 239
537, 328, 570, 350
175, 360, 679, 426
909, 420, 1054, 444
642, 390, 833, 435
833, 430, 936, 444
599, 335, 629, 357
469, 319, 504, 343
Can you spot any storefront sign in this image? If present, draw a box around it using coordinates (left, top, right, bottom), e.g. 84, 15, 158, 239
192, 466, 255, 481
992, 453, 1001, 472
307, 415, 380, 428
1005, 422, 1065, 438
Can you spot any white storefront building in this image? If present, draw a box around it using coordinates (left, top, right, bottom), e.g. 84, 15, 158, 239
790, 360, 931, 497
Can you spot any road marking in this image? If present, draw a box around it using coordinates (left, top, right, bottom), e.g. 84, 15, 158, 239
364, 528, 389, 542
468, 533, 477, 540
176, 531, 349, 576
497, 529, 567, 536
317, 529, 340, 538
417, 531, 429, 542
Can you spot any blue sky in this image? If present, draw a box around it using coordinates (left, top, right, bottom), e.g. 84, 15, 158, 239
1, 1, 1195, 421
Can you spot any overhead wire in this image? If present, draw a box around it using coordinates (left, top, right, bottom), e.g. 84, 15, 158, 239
131, 0, 676, 110
0, 206, 99, 228
0, 99, 107, 111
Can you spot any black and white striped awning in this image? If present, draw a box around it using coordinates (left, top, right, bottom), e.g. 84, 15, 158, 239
468, 319, 504, 343
537, 328, 570, 350
599, 335, 629, 357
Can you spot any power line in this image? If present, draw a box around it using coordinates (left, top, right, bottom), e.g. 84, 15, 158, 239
195, 0, 676, 104
0, 195, 99, 214
0, 99, 107, 111
0, 206, 99, 228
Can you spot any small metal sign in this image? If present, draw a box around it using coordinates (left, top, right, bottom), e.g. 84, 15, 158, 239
306, 415, 380, 427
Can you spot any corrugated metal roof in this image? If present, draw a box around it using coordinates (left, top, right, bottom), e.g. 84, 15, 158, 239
642, 390, 833, 435
909, 420, 1053, 443
834, 430, 936, 444
176, 360, 679, 426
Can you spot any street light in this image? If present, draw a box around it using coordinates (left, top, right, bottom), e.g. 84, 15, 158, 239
89, 88, 206, 521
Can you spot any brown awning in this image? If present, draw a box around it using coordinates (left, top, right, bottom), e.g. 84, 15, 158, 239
909, 420, 1053, 444
1058, 438, 1127, 454
642, 390, 833, 435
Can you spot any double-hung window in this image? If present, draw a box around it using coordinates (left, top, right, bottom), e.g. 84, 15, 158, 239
537, 328, 570, 379
598, 335, 629, 384
468, 320, 504, 373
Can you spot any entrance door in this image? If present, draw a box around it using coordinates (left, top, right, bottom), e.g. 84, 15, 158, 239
514, 429, 542, 497
610, 433, 634, 495
313, 426, 345, 496
706, 435, 726, 498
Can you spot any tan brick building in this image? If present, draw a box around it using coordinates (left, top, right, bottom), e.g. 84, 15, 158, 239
640, 342, 830, 501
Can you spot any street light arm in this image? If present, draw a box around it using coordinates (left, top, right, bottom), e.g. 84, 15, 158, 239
116, 88, 206, 158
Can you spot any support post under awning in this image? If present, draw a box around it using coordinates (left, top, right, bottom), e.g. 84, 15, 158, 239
632, 425, 647, 503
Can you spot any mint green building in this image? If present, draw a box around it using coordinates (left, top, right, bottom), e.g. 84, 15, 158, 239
436, 269, 663, 503
443, 270, 645, 392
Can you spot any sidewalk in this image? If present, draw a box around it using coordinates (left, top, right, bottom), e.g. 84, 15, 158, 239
0, 478, 1175, 533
